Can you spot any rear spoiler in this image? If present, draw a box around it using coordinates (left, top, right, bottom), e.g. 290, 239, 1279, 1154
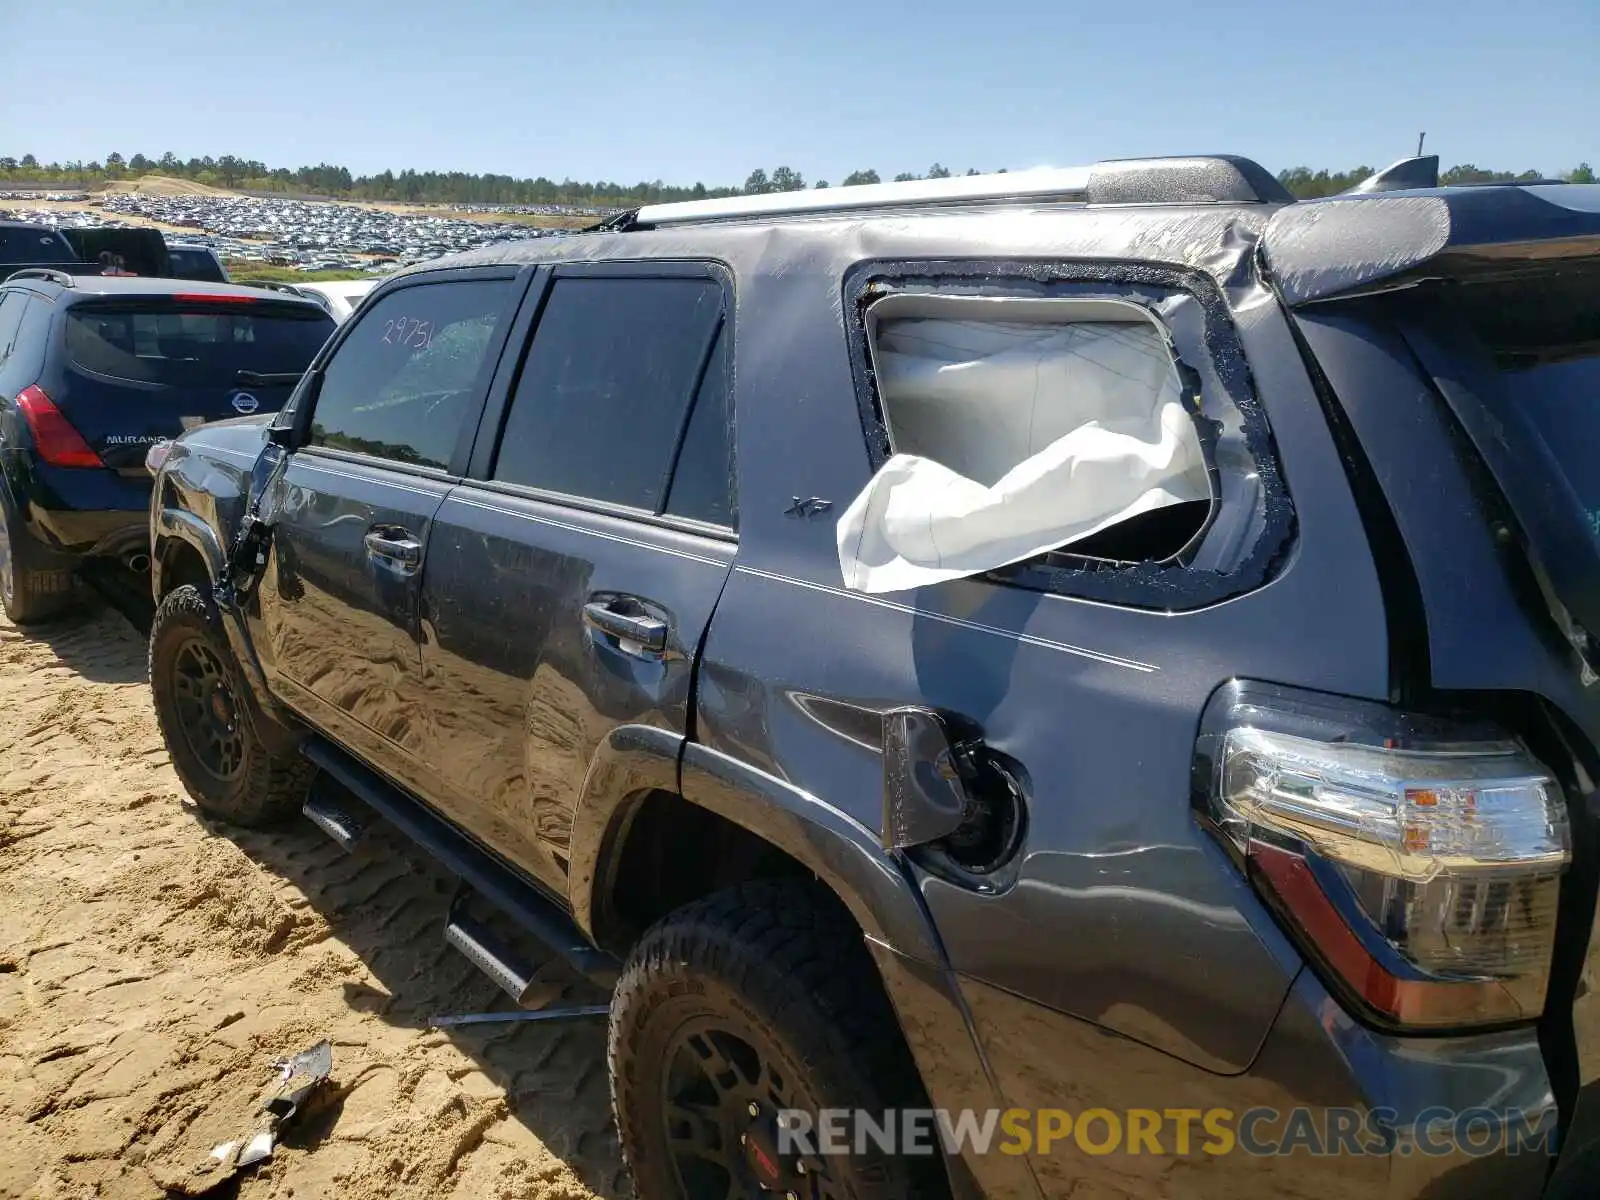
1262, 184, 1600, 307
1270, 183, 1600, 677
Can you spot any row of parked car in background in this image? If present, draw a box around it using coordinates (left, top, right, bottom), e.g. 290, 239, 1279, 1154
3, 188, 578, 275
3, 156, 1600, 1200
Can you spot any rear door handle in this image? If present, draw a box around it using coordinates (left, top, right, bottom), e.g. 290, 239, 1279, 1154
583, 600, 667, 654
364, 527, 422, 568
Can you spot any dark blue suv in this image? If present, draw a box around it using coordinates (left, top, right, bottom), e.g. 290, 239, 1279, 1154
0, 270, 333, 622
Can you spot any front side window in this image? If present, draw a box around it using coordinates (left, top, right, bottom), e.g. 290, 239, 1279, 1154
492, 275, 724, 510
309, 277, 514, 470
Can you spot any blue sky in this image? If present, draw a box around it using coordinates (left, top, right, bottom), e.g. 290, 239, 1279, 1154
4, 0, 1594, 186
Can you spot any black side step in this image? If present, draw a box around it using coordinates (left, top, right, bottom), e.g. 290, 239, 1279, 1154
302, 778, 369, 852
300, 737, 620, 989
445, 895, 545, 1006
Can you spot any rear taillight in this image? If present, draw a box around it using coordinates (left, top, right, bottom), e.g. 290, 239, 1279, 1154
1197, 681, 1571, 1030
16, 386, 102, 469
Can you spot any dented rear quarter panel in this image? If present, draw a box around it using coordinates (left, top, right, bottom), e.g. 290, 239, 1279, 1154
673, 207, 1389, 1092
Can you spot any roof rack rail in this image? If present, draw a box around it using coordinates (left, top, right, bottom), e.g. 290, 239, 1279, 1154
631, 155, 1291, 228
3, 267, 77, 287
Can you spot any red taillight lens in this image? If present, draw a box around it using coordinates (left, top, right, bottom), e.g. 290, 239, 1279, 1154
17, 386, 102, 468
173, 293, 256, 304
1198, 681, 1571, 1030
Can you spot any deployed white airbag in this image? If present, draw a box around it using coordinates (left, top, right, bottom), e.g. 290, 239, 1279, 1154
837, 303, 1211, 594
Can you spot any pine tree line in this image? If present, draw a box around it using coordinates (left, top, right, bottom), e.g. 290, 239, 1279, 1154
1, 151, 1593, 206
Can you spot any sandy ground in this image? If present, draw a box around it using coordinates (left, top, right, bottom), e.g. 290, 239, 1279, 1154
0, 605, 624, 1200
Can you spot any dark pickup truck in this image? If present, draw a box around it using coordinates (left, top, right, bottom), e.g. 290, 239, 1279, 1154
0, 221, 104, 282
144, 156, 1600, 1200
1, 220, 174, 282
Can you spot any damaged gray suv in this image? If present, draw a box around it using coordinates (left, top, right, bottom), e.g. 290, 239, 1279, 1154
145, 154, 1600, 1199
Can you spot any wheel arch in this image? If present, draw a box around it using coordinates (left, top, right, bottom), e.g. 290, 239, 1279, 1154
575, 733, 1023, 1200
153, 506, 226, 601
571, 729, 947, 968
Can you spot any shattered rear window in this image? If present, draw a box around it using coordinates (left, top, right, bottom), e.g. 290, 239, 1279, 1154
838, 295, 1212, 594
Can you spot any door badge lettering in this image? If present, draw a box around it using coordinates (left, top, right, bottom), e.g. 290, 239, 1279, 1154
785, 496, 832, 519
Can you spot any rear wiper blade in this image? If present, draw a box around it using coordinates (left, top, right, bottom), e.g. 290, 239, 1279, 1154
235, 370, 303, 387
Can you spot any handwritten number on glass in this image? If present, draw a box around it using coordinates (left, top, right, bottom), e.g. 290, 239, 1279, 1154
380, 317, 434, 350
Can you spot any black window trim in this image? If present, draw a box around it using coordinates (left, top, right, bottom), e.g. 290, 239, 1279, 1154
293, 264, 533, 480
841, 258, 1296, 612
463, 258, 738, 540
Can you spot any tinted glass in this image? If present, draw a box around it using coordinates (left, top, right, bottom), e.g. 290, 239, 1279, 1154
167, 248, 227, 283
64, 302, 333, 386
0, 226, 76, 263
0, 293, 27, 360
1508, 353, 1600, 537
493, 276, 723, 508
310, 278, 513, 469
663, 326, 735, 528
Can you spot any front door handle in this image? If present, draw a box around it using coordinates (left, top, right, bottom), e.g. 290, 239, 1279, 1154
583, 600, 667, 654
363, 527, 422, 568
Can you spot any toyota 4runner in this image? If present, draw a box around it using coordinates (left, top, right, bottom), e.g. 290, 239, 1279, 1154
145, 155, 1600, 1200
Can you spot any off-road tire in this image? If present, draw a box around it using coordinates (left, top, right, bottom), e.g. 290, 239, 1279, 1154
149, 583, 312, 827
609, 879, 951, 1200
0, 496, 76, 625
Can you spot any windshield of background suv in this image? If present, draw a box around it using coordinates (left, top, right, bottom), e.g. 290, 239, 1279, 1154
65, 302, 333, 387
1507, 353, 1600, 538
0, 225, 77, 263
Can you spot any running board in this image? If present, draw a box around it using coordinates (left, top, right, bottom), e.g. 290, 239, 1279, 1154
445, 901, 544, 1006
302, 781, 368, 852
300, 736, 620, 990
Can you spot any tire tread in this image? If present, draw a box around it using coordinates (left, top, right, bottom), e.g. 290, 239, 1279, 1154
149, 583, 312, 827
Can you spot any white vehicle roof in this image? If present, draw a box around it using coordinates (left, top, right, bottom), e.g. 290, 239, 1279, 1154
293, 279, 379, 303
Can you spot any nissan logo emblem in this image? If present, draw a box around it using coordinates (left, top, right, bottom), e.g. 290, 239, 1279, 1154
230, 391, 260, 415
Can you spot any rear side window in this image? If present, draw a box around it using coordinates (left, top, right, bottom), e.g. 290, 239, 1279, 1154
492, 275, 725, 511
841, 295, 1212, 593
0, 226, 75, 264
64, 301, 334, 387
309, 277, 514, 470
